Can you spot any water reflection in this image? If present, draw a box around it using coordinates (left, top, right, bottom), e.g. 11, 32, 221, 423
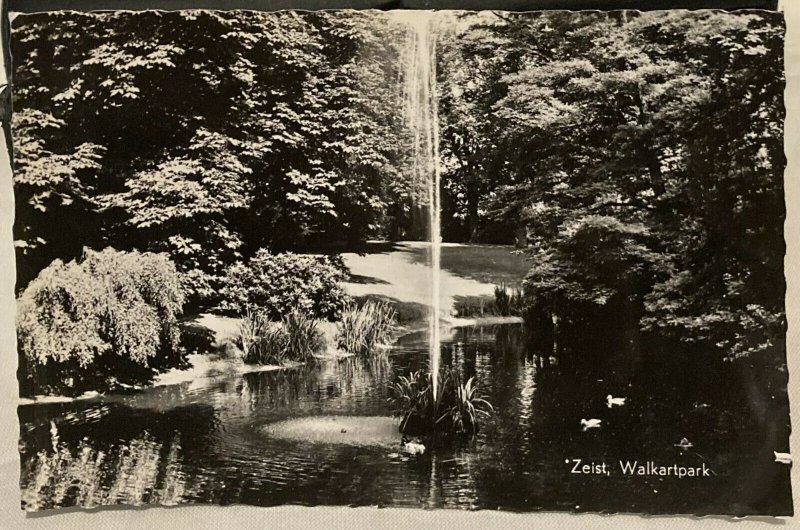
18, 323, 791, 515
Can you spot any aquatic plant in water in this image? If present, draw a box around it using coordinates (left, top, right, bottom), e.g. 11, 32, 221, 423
237, 310, 322, 365
494, 283, 523, 316
336, 300, 397, 356
388, 368, 493, 437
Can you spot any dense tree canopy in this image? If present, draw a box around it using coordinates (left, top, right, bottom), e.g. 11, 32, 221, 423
12, 10, 785, 360
437, 10, 785, 359
12, 11, 415, 300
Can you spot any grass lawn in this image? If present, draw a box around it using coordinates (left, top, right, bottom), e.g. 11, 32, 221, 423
405, 243, 531, 288
341, 241, 531, 320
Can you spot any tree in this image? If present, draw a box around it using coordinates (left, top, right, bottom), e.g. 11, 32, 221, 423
437, 10, 785, 359
12, 11, 416, 304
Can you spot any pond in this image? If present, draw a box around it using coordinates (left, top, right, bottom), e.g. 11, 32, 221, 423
18, 322, 792, 515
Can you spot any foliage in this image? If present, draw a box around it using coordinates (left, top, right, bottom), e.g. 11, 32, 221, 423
453, 295, 494, 318
236, 310, 322, 365
445, 376, 494, 436
236, 309, 288, 365
282, 312, 324, 362
438, 11, 785, 358
11, 9, 786, 361
99, 129, 251, 304
16, 248, 185, 395
236, 309, 263, 362
388, 370, 427, 433
221, 250, 350, 320
494, 283, 523, 316
336, 300, 397, 356
388, 368, 493, 436
12, 11, 415, 300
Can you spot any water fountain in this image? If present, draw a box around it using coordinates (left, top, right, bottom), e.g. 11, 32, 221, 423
397, 11, 443, 400
266, 13, 493, 445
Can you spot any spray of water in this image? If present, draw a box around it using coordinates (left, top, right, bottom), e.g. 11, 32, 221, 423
397, 12, 442, 400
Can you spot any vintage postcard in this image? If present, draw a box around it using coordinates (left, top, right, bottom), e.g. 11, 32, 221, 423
8, 4, 792, 518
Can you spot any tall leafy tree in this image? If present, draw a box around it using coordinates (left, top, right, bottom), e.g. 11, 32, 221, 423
12, 11, 415, 302
437, 10, 785, 359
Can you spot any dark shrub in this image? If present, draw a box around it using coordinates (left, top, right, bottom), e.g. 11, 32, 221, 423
221, 250, 350, 320
494, 283, 523, 316
17, 248, 186, 396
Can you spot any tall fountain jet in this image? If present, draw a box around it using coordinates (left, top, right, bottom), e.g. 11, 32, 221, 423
397, 12, 443, 400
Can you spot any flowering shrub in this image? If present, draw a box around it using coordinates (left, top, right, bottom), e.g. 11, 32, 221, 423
221, 250, 351, 320
17, 248, 186, 396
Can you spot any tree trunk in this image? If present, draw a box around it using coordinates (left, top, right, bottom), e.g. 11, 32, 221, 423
515, 226, 528, 248
646, 147, 666, 197
466, 178, 480, 243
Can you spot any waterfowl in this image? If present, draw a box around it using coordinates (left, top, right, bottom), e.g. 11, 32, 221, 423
674, 437, 693, 450
774, 451, 792, 464
581, 418, 602, 431
606, 395, 626, 408
401, 436, 426, 455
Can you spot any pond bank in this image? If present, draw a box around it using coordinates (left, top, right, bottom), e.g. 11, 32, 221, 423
20, 242, 530, 404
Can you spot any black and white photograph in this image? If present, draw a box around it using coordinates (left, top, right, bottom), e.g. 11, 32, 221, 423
9, 4, 792, 517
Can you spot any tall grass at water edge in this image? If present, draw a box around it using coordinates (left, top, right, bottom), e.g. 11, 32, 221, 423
336, 300, 397, 356
237, 310, 322, 365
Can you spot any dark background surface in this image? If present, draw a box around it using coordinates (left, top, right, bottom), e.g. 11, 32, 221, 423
6, 0, 782, 12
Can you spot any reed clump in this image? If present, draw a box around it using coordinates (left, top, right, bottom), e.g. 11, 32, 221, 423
336, 300, 397, 356
388, 368, 493, 437
237, 309, 322, 365
494, 283, 524, 316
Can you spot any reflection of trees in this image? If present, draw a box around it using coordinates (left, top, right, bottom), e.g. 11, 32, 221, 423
459, 322, 609, 509
19, 402, 219, 511
22, 426, 186, 510
238, 357, 396, 416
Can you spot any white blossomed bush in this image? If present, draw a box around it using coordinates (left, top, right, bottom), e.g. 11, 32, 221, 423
17, 248, 186, 396
221, 250, 350, 321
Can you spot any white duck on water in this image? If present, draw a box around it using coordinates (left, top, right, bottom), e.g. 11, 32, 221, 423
774, 451, 792, 464
401, 436, 426, 455
581, 418, 602, 431
606, 395, 626, 408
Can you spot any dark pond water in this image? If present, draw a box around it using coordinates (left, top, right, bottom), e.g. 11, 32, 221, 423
18, 323, 792, 515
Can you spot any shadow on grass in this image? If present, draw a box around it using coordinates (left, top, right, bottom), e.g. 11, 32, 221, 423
319, 240, 408, 256
179, 320, 217, 355
404, 244, 530, 287
353, 294, 429, 324
346, 273, 390, 285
